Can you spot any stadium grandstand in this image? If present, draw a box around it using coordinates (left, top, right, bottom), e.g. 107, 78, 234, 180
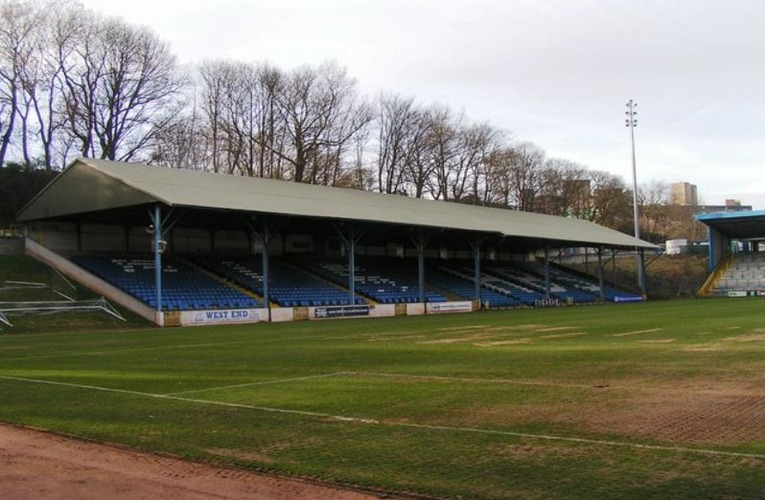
16, 158, 654, 326
696, 210, 765, 298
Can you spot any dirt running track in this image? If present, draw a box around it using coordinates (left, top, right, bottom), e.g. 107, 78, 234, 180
0, 423, 390, 500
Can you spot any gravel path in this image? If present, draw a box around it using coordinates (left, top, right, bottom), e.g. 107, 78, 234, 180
0, 422, 389, 500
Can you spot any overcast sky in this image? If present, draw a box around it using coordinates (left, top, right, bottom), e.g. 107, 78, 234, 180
80, 0, 765, 208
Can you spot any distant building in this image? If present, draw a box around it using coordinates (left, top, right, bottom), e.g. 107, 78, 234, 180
698, 199, 752, 214
671, 182, 751, 214
670, 182, 698, 206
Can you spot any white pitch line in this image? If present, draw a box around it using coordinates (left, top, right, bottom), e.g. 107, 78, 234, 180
0, 374, 346, 420
0, 332, 392, 363
0, 341, 251, 362
393, 422, 765, 460
338, 371, 606, 389
612, 328, 662, 337
166, 372, 346, 396
1, 374, 763, 461
0, 337, 304, 363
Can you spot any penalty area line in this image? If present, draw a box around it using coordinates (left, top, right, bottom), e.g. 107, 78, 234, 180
0, 374, 352, 421
165, 372, 347, 396
338, 371, 608, 389
0, 374, 763, 461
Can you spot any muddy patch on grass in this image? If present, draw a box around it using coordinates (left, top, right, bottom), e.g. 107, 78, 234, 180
366, 333, 429, 342
418, 324, 553, 345
485, 325, 545, 332
539, 332, 588, 340
419, 334, 495, 345
437, 325, 491, 332
722, 333, 765, 343
443, 378, 765, 447
579, 380, 765, 445
681, 344, 722, 352
493, 443, 590, 461
473, 339, 532, 347
533, 326, 577, 333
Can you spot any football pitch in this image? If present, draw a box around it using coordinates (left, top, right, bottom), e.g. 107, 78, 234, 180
1, 299, 763, 499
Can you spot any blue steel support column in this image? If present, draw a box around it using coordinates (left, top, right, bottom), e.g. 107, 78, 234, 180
472, 239, 481, 308
412, 229, 427, 303
544, 247, 551, 300
261, 216, 270, 312
152, 205, 163, 316
597, 247, 605, 301
332, 222, 358, 305
418, 236, 426, 303
348, 223, 356, 304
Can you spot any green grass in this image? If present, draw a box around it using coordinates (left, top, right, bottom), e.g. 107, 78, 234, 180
1, 300, 764, 498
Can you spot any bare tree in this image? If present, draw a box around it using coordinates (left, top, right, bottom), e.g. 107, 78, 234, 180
13, 1, 74, 169
198, 60, 290, 177
421, 105, 459, 200
216, 61, 256, 175
537, 158, 590, 216
252, 63, 285, 179
56, 9, 104, 159
484, 147, 513, 207
97, 20, 182, 161
310, 79, 372, 186
456, 122, 502, 204
57, 12, 182, 162
198, 60, 231, 173
502, 141, 547, 211
375, 92, 422, 194
0, 99, 8, 164
150, 91, 209, 171
275, 62, 371, 183
0, 0, 37, 166
588, 169, 632, 231
639, 180, 671, 241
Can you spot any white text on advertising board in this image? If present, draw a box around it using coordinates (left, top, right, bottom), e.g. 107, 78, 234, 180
192, 309, 261, 324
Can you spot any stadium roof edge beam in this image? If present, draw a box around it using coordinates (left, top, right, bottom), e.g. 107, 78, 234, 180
17, 158, 656, 250
695, 209, 765, 240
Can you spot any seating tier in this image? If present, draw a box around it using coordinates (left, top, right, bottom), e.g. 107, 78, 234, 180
73, 255, 259, 310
